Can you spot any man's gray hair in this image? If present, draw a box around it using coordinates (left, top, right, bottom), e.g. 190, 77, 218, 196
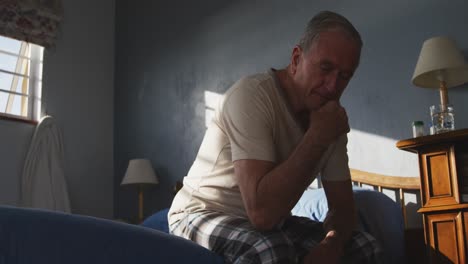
298, 11, 362, 53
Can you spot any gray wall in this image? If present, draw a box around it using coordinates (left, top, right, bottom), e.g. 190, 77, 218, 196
114, 0, 468, 220
0, 0, 115, 218
0, 121, 34, 205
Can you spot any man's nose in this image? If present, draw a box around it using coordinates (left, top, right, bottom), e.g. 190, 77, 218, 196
324, 72, 340, 99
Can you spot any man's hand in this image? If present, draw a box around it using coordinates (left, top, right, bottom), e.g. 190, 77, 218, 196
303, 230, 342, 264
307, 101, 350, 147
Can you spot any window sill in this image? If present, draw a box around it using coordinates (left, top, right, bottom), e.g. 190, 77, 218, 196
0, 114, 38, 125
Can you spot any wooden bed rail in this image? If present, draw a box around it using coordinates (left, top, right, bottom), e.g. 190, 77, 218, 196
350, 168, 420, 228
350, 169, 420, 190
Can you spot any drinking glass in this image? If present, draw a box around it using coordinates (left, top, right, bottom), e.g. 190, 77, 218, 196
430, 105, 455, 134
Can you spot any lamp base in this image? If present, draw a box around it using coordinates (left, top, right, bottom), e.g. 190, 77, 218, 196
439, 80, 449, 110
138, 185, 144, 223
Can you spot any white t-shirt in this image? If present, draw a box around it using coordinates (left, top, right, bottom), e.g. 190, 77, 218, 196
168, 69, 350, 226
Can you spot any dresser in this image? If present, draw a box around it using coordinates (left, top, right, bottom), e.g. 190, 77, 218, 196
397, 128, 468, 263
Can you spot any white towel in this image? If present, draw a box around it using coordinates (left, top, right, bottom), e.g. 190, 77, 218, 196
21, 115, 71, 212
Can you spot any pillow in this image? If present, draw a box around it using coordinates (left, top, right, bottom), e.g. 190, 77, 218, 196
291, 188, 328, 222
141, 208, 170, 233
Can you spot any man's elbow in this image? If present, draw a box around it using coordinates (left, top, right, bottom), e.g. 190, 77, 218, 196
247, 208, 279, 231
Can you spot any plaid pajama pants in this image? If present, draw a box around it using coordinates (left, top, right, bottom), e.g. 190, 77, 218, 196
170, 211, 383, 264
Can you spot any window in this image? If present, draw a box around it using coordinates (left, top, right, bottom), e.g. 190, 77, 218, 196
0, 35, 44, 122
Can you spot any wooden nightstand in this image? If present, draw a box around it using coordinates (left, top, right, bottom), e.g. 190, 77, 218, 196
397, 128, 468, 264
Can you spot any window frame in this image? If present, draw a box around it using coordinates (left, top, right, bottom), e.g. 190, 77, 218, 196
0, 36, 43, 124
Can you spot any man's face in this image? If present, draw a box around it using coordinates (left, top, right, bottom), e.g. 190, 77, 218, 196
291, 30, 361, 111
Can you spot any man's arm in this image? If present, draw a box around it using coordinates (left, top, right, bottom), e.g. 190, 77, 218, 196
235, 101, 349, 230
234, 131, 328, 230
321, 179, 356, 255
302, 179, 355, 264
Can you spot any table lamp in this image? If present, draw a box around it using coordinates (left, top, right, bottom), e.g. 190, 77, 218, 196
121, 159, 159, 223
412, 36, 468, 133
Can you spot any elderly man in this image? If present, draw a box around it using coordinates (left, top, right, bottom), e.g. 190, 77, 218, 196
169, 10, 382, 264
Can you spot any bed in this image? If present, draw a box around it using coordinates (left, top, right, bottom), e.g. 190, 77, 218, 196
0, 169, 423, 264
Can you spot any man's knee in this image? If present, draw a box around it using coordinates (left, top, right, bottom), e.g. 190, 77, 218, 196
228, 230, 297, 264
343, 231, 383, 264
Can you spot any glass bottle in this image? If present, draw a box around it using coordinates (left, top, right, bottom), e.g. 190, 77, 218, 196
412, 121, 425, 137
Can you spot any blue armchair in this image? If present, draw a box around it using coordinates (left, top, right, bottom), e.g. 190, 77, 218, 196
0, 206, 223, 264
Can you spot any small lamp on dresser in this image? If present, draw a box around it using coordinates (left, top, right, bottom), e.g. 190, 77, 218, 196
412, 36, 468, 134
121, 159, 159, 223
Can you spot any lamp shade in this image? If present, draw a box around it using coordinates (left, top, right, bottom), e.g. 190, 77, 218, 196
412, 36, 468, 88
121, 159, 159, 185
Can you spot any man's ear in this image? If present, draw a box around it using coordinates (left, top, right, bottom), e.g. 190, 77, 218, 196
290, 45, 303, 75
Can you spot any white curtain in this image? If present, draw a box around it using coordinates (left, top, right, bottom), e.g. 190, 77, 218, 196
21, 115, 71, 212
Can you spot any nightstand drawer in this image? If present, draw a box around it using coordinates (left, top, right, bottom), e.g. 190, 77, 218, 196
419, 144, 460, 207
425, 212, 466, 264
